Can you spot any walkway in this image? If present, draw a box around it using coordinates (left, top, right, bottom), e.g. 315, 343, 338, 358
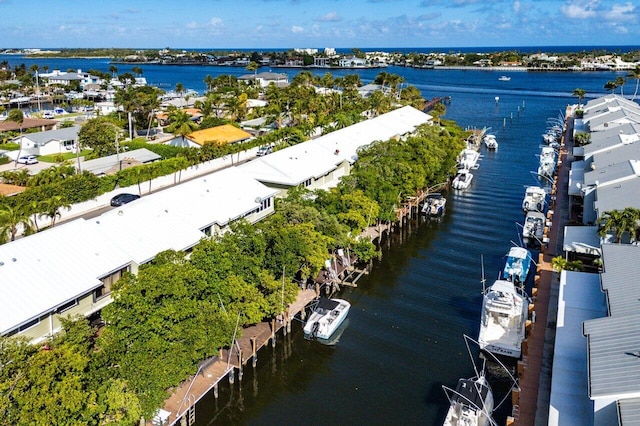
511, 112, 574, 426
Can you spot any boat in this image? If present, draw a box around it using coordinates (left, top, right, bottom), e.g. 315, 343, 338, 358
522, 210, 546, 245
483, 134, 498, 149
478, 279, 529, 358
537, 157, 555, 179
502, 246, 533, 284
521, 185, 546, 212
457, 148, 480, 170
442, 373, 494, 426
422, 193, 447, 217
303, 298, 351, 340
498, 76, 511, 81
452, 169, 473, 190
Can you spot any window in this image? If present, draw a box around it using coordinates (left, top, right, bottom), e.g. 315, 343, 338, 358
5, 317, 41, 336
56, 299, 77, 313
95, 266, 128, 301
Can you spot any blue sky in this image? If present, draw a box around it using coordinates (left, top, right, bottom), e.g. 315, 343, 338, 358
1, 0, 638, 49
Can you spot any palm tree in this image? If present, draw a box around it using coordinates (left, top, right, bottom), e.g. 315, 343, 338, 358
166, 109, 198, 146
204, 74, 214, 93
245, 61, 259, 83
8, 109, 24, 168
572, 88, 586, 107
597, 209, 638, 243
627, 65, 640, 101
132, 66, 143, 77
615, 76, 626, 96
109, 65, 118, 78
39, 195, 71, 228
0, 204, 33, 242
604, 80, 618, 93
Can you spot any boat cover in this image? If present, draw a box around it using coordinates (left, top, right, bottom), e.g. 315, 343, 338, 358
317, 298, 340, 311
452, 378, 489, 409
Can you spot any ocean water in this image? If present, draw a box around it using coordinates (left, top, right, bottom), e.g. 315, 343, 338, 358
2, 54, 630, 425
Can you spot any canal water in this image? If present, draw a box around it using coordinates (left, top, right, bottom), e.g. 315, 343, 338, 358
1, 54, 626, 425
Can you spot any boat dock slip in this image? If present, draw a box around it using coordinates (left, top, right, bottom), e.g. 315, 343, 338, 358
508, 108, 573, 426
156, 289, 317, 426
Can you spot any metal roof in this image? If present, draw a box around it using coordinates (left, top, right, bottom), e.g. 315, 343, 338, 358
591, 144, 640, 170
594, 176, 640, 214
563, 226, 601, 255
0, 219, 132, 334
585, 160, 636, 186
600, 244, 640, 316
16, 125, 80, 146
583, 245, 640, 399
549, 270, 606, 425
79, 148, 161, 175
619, 398, 640, 425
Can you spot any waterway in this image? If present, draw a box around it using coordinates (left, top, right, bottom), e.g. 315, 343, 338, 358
1, 54, 629, 424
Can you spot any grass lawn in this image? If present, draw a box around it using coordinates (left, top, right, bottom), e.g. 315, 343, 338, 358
38, 150, 92, 163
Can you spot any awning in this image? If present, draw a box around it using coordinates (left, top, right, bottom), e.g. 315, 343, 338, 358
563, 226, 601, 256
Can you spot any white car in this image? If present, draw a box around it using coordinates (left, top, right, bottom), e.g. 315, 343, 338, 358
16, 155, 38, 165
256, 145, 273, 156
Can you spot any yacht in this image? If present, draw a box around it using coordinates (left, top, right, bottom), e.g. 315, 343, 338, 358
442, 373, 494, 426
498, 76, 511, 81
478, 279, 529, 358
522, 186, 546, 212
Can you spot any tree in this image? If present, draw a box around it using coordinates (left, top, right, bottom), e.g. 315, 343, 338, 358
78, 117, 123, 158
39, 195, 71, 228
597, 209, 640, 243
0, 204, 33, 242
604, 80, 617, 93
572, 88, 586, 107
7, 109, 24, 168
245, 61, 259, 81
166, 109, 198, 146
430, 102, 447, 125
615, 76, 626, 96
628, 65, 640, 101
131, 66, 143, 77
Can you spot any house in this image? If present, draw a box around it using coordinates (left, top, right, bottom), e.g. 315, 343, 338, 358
338, 56, 367, 68
0, 117, 57, 133
167, 124, 252, 148
238, 72, 289, 88
78, 148, 161, 175
0, 219, 133, 344
13, 125, 81, 156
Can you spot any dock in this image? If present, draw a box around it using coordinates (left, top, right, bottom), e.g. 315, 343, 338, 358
507, 107, 574, 426
155, 289, 317, 426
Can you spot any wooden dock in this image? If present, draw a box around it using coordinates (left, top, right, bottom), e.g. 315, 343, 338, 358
507, 108, 573, 426
156, 289, 317, 426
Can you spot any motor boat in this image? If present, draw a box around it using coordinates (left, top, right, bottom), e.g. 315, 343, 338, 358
502, 246, 533, 284
540, 146, 556, 162
442, 373, 494, 426
478, 279, 529, 358
422, 193, 447, 217
522, 186, 546, 212
452, 169, 473, 190
522, 210, 546, 245
457, 148, 480, 170
303, 298, 350, 340
537, 157, 555, 179
498, 76, 511, 81
483, 134, 498, 149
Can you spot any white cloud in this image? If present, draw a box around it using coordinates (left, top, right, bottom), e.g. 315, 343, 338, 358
291, 25, 304, 33
513, 0, 521, 14
186, 21, 199, 29
318, 11, 341, 22
603, 2, 635, 22
561, 1, 599, 19
208, 17, 223, 27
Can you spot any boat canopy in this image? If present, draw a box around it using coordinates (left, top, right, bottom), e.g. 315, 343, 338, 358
452, 378, 490, 408
317, 298, 340, 311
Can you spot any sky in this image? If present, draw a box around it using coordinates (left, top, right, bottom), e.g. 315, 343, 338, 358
0, 0, 638, 49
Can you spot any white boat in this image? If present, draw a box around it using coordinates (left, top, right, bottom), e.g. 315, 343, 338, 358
537, 157, 555, 178
540, 146, 556, 162
442, 373, 494, 426
521, 186, 546, 212
502, 246, 533, 284
498, 76, 511, 81
522, 210, 546, 245
452, 169, 473, 190
422, 193, 446, 217
303, 298, 350, 340
483, 134, 498, 149
457, 148, 480, 170
478, 279, 529, 358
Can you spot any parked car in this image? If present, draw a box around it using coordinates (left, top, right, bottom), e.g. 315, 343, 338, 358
110, 193, 140, 207
16, 155, 38, 165
256, 145, 273, 156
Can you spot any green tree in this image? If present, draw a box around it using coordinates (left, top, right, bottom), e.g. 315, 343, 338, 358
78, 117, 123, 158
166, 109, 198, 146
7, 109, 24, 168
572, 88, 586, 107
0, 204, 33, 242
628, 65, 640, 101
39, 195, 71, 228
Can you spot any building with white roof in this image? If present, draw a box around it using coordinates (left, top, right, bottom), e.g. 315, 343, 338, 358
0, 219, 132, 343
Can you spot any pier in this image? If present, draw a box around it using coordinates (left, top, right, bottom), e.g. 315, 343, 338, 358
154, 289, 317, 426
507, 107, 574, 426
